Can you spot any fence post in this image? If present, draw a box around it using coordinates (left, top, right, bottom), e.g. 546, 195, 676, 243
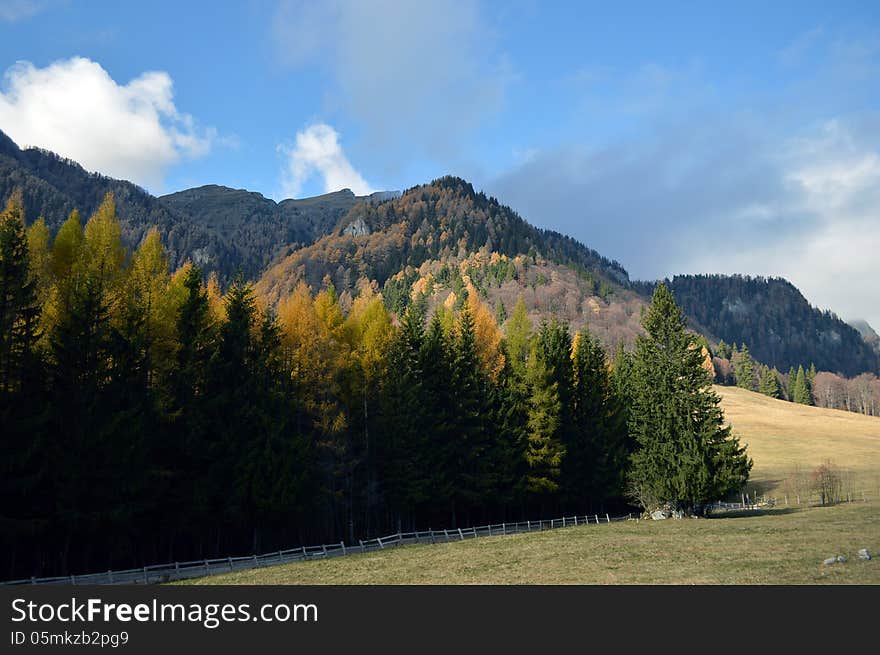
322, 544, 328, 558
341, 541, 346, 555
252, 555, 257, 567
502, 522, 506, 535
377, 536, 384, 549
527, 520, 531, 531
204, 560, 209, 576
444, 529, 449, 540
228, 556, 233, 569
430, 530, 435, 544
563, 516, 566, 527
606, 513, 610, 523
301, 546, 307, 559
458, 528, 464, 540
595, 514, 599, 524
574, 515, 578, 526
359, 539, 365, 553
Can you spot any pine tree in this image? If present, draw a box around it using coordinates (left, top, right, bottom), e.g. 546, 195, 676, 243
792, 365, 812, 405
787, 366, 797, 401
0, 193, 42, 394
0, 192, 49, 556
734, 343, 755, 390
524, 344, 564, 497
628, 283, 751, 515
757, 365, 783, 399
566, 329, 627, 510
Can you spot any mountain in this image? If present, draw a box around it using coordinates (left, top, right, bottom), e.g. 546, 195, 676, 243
2, 134, 874, 376
0, 129, 372, 280
849, 319, 880, 356
636, 274, 878, 377
257, 176, 629, 300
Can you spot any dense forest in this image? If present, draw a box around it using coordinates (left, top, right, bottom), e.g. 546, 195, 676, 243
0, 191, 750, 580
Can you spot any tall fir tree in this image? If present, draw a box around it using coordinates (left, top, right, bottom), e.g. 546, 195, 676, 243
792, 365, 812, 405
734, 343, 755, 390
628, 283, 752, 515
757, 365, 783, 399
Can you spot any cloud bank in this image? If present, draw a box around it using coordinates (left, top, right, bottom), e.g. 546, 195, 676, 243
0, 57, 215, 189
279, 123, 373, 198
487, 28, 880, 331
272, 0, 511, 163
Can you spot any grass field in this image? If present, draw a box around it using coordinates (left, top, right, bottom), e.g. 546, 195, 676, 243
181, 386, 880, 585
183, 502, 879, 584
715, 385, 880, 499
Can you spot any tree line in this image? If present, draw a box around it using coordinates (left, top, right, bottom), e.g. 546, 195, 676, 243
712, 340, 880, 415
0, 192, 750, 579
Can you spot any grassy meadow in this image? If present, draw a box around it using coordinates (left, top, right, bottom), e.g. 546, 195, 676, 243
716, 385, 880, 500
181, 386, 880, 585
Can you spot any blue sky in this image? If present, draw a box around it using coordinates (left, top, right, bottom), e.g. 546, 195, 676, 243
1, 0, 879, 328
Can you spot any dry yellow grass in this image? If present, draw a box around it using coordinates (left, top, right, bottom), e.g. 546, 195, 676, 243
715, 386, 880, 498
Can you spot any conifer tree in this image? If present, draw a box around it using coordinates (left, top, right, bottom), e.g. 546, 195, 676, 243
524, 344, 564, 497
734, 343, 755, 390
792, 365, 812, 405
628, 284, 751, 515
757, 365, 783, 399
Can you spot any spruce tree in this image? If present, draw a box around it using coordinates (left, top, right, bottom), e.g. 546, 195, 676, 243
757, 365, 783, 399
628, 284, 751, 515
792, 365, 812, 405
734, 343, 755, 390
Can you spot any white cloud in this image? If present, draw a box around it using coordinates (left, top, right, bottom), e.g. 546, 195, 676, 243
0, 0, 48, 22
279, 123, 373, 198
0, 57, 215, 189
272, 0, 512, 162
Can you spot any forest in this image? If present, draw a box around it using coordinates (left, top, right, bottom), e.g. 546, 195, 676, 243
0, 191, 750, 580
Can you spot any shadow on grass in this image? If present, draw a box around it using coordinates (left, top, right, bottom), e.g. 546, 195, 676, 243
708, 507, 800, 519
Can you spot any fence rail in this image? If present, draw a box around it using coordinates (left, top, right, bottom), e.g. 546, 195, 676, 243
0, 513, 636, 586
5, 492, 870, 586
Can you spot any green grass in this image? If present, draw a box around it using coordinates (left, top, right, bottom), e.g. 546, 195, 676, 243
181, 502, 879, 585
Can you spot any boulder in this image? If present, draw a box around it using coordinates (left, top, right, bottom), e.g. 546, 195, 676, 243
858, 548, 871, 560
651, 509, 670, 520
823, 557, 836, 566
836, 555, 847, 563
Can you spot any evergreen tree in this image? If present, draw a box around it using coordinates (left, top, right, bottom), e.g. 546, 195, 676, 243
0, 193, 42, 394
524, 345, 564, 497
734, 343, 755, 390
757, 365, 783, 399
628, 284, 751, 515
792, 365, 812, 405
566, 329, 627, 510
0, 192, 48, 564
787, 366, 797, 401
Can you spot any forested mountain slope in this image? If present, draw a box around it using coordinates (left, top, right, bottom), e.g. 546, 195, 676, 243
0, 129, 368, 280
635, 275, 878, 376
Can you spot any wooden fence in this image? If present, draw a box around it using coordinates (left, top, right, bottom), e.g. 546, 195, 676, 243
0, 513, 632, 586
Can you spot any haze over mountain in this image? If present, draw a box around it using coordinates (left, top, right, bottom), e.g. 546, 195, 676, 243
1, 130, 876, 377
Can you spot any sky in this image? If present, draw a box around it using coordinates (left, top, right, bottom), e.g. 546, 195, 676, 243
1, 0, 879, 328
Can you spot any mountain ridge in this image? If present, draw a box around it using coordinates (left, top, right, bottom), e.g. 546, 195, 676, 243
2, 131, 876, 376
